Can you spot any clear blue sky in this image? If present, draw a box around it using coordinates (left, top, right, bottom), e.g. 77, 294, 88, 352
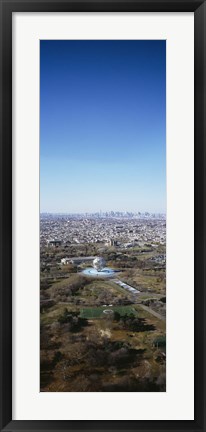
40, 40, 166, 213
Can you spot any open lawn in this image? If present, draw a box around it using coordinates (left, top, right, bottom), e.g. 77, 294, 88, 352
79, 305, 137, 319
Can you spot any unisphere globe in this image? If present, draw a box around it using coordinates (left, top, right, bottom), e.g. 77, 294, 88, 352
93, 257, 106, 271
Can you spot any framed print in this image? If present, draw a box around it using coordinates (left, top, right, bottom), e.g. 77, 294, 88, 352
0, 0, 206, 431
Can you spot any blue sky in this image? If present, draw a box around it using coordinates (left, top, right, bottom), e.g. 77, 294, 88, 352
40, 40, 166, 213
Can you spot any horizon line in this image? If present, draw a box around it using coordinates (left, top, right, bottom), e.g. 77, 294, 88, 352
40, 211, 166, 215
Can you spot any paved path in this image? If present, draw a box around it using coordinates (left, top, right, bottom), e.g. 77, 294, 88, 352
139, 304, 165, 321
112, 279, 140, 294
68, 256, 96, 261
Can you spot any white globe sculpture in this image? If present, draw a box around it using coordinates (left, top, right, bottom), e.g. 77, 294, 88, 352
93, 257, 106, 271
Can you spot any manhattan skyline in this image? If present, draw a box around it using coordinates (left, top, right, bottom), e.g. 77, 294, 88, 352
40, 40, 166, 213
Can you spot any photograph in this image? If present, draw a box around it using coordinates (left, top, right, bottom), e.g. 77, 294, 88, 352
40, 39, 166, 392
1, 0, 206, 428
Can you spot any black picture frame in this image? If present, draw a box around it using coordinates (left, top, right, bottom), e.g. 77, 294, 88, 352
0, 0, 205, 431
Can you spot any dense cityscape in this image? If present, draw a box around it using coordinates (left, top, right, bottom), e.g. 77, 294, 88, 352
40, 212, 166, 247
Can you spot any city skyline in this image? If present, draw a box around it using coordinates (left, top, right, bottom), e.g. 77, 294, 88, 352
40, 210, 166, 216
40, 40, 166, 213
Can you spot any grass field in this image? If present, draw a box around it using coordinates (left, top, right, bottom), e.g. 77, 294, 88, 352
79, 305, 137, 319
